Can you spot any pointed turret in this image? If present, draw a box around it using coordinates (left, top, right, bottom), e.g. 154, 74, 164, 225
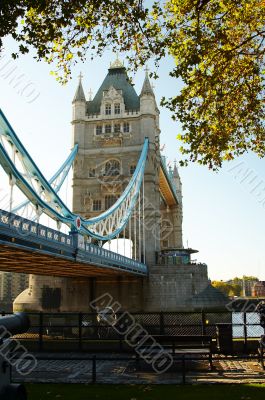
173, 160, 182, 203
173, 161, 180, 179
140, 68, 155, 97
140, 66, 157, 116
72, 73, 86, 103
72, 72, 86, 122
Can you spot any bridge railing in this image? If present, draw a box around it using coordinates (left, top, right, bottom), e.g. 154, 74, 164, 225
75, 241, 147, 274
0, 209, 73, 246
81, 241, 147, 274
0, 209, 147, 275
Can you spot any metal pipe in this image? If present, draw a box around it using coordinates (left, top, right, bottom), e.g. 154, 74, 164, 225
0, 312, 30, 337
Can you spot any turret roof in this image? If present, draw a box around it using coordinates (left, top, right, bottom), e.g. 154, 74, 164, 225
72, 75, 86, 103
87, 66, 140, 114
140, 71, 154, 97
173, 161, 180, 178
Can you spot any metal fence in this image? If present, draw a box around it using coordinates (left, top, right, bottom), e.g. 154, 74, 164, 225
11, 311, 262, 353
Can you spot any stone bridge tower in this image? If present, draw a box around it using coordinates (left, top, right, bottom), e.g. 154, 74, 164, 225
72, 59, 182, 265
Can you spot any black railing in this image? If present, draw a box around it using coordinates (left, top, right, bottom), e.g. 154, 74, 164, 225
12, 311, 263, 353
11, 354, 262, 385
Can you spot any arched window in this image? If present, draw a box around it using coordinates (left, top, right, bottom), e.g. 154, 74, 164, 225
114, 103, 121, 114
96, 125, 102, 135
105, 160, 120, 176
105, 103, 111, 115
105, 195, 117, 210
93, 199, 102, 211
130, 165, 136, 175
105, 124, 112, 134
88, 168, 95, 177
123, 122, 130, 133
114, 123, 121, 133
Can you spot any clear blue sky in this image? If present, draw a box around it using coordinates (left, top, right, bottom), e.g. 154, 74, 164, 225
0, 37, 265, 281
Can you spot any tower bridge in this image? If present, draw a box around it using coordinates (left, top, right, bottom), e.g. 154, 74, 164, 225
0, 59, 226, 312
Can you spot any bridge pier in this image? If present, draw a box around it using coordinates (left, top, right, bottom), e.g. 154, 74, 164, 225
13, 274, 145, 313
13, 260, 227, 313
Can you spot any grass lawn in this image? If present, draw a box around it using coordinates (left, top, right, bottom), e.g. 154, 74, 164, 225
26, 383, 265, 400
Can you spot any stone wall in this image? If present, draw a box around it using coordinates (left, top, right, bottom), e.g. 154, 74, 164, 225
14, 263, 210, 313
144, 264, 209, 312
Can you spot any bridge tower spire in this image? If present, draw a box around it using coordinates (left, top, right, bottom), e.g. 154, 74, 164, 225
72, 72, 86, 121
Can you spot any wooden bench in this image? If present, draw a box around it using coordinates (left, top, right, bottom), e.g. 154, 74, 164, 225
135, 334, 213, 370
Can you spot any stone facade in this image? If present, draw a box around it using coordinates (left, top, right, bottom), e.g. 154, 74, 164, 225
72, 63, 164, 264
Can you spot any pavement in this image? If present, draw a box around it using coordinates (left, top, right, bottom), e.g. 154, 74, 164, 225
11, 353, 265, 384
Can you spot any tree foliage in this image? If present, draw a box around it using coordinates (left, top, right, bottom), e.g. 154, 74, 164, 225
212, 280, 242, 297
1, 1, 156, 78
212, 276, 259, 297
233, 276, 259, 283
0, 0, 265, 169
163, 0, 265, 168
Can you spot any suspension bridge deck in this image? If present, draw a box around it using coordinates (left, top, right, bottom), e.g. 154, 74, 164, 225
0, 210, 147, 278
